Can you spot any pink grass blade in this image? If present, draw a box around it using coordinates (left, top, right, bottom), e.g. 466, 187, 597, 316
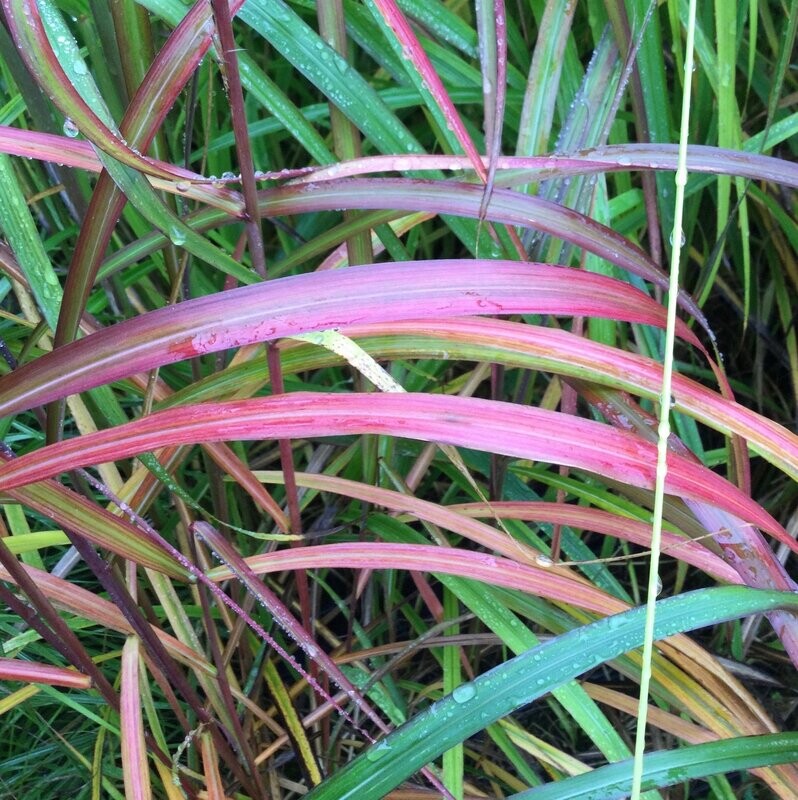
0, 392, 791, 553
448, 501, 741, 583
258, 178, 708, 327
0, 657, 93, 689
199, 731, 226, 800
0, 126, 243, 212
367, 0, 486, 180
0, 260, 697, 420
335, 318, 798, 484
121, 637, 152, 800
293, 146, 798, 189
205, 541, 700, 616
49, 0, 246, 352
4, 128, 794, 199
2, 0, 177, 181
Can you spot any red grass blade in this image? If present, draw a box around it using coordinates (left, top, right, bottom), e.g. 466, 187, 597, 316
0, 657, 92, 689
0, 392, 791, 552
0, 260, 698, 419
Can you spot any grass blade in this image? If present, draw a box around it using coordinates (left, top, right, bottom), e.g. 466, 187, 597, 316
512, 734, 798, 799
304, 587, 798, 800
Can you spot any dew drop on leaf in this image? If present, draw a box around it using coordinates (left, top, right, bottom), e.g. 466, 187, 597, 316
63, 118, 79, 138
452, 683, 477, 704
669, 228, 686, 247
365, 740, 391, 762
169, 225, 186, 246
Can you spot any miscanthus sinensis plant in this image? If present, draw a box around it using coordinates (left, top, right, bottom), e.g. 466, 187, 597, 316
0, 1, 797, 798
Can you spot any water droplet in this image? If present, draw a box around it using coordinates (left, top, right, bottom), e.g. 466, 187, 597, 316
452, 684, 476, 704
221, 171, 237, 181
63, 118, 79, 138
72, 59, 88, 76
175, 181, 190, 192
607, 614, 623, 630
169, 225, 186, 246
669, 228, 686, 247
365, 740, 391, 762
535, 555, 554, 568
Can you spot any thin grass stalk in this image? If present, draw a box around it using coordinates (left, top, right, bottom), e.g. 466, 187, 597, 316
210, 0, 266, 279
631, 2, 697, 796
209, 0, 309, 630
316, 0, 372, 267
62, 533, 258, 796
188, 531, 267, 797
191, 521, 455, 798
212, 0, 311, 572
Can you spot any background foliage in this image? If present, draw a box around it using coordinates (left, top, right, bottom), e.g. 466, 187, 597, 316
0, 1, 797, 798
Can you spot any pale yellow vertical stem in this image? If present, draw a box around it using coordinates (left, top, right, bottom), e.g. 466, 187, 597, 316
630, 1, 697, 796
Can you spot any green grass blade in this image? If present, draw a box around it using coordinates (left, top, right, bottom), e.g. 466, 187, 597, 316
305, 587, 798, 800
367, 512, 639, 765
0, 153, 62, 330
511, 733, 798, 799
515, 0, 577, 158
240, 0, 420, 156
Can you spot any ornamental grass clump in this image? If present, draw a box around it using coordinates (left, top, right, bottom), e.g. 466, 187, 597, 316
0, 1, 796, 799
